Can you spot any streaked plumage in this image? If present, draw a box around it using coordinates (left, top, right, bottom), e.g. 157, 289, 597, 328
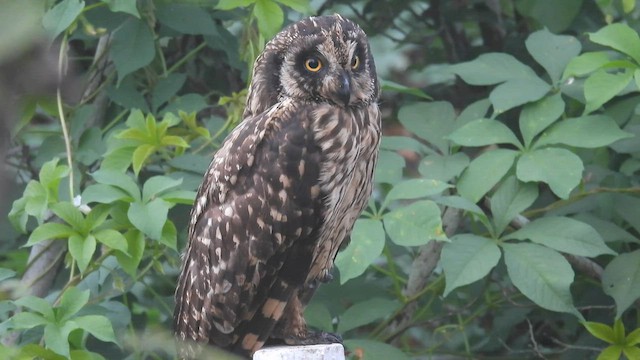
174, 14, 380, 358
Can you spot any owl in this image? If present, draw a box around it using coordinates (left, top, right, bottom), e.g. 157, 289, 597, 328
173, 14, 380, 358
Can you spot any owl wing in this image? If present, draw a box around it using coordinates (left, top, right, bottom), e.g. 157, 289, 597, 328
174, 101, 324, 357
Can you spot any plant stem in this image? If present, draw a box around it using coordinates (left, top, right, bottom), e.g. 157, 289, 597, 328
57, 34, 75, 200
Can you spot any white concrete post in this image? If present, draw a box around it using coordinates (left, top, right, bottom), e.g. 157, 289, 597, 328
253, 344, 345, 360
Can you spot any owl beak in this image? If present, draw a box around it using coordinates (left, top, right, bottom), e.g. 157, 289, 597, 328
337, 73, 351, 106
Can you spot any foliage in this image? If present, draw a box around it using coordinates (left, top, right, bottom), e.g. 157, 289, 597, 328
1, 0, 640, 359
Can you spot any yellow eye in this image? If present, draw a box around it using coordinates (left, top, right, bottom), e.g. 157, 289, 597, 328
351, 55, 360, 69
304, 57, 322, 72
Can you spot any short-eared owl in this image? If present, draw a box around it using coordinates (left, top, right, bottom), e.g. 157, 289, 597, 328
174, 14, 380, 358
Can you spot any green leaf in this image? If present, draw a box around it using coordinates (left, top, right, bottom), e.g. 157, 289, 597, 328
160, 135, 190, 148
142, 176, 182, 203
516, 0, 582, 33
398, 101, 456, 154
51, 202, 85, 230
489, 77, 551, 114
15, 296, 54, 320
68, 234, 96, 274
448, 118, 522, 148
132, 144, 157, 176
583, 321, 616, 344
602, 249, 640, 318
115, 230, 145, 276
442, 234, 501, 296
455, 99, 491, 129
151, 73, 187, 112
536, 115, 633, 148
449, 53, 537, 85
335, 219, 385, 284
111, 18, 155, 84
253, 0, 284, 39
159, 220, 178, 250
0, 268, 16, 282
27, 223, 74, 246
160, 189, 197, 204
385, 179, 451, 202
383, 200, 446, 246
623, 346, 640, 360
274, 0, 312, 13
57, 287, 89, 323
563, 52, 611, 79
102, 0, 139, 18
94, 229, 128, 253
303, 302, 333, 333
343, 339, 410, 360
597, 345, 623, 360
73, 315, 117, 343
457, 149, 519, 203
374, 150, 404, 185
516, 147, 583, 199
44, 323, 70, 357
584, 69, 634, 114
81, 184, 131, 204
614, 318, 626, 342
128, 199, 169, 240
39, 158, 70, 195
380, 80, 432, 100
502, 243, 580, 317
589, 23, 640, 64
418, 153, 469, 182
526, 29, 581, 83
10, 312, 49, 329
9, 197, 28, 233
506, 216, 616, 257
102, 146, 135, 172
156, 4, 217, 35
42, 0, 85, 40
91, 170, 140, 201
519, 93, 565, 148
490, 176, 538, 236
628, 328, 640, 346
337, 298, 398, 333
24, 181, 49, 222
216, 0, 254, 10
431, 195, 485, 216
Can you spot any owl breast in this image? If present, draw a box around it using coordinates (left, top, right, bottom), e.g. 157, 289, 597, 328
307, 103, 381, 282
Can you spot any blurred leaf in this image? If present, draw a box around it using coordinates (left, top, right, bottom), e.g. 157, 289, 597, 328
602, 249, 640, 318
156, 4, 217, 35
337, 298, 398, 333
563, 52, 611, 79
623, 346, 640, 360
72, 315, 117, 344
51, 202, 85, 230
455, 99, 491, 128
68, 234, 96, 273
10, 312, 49, 329
374, 150, 404, 184
628, 328, 640, 346
517, 0, 582, 33
398, 101, 456, 154
489, 77, 551, 114
44, 323, 71, 357
57, 287, 89, 323
457, 149, 519, 203
253, 0, 283, 39
516, 147, 583, 199
303, 302, 333, 332
449, 118, 522, 148
536, 115, 632, 148
15, 296, 54, 320
381, 80, 432, 100
344, 339, 410, 360
502, 243, 581, 318
383, 200, 446, 246
0, 268, 16, 282
217, 0, 254, 10
442, 234, 501, 296
519, 93, 565, 148
115, 230, 145, 276
597, 346, 623, 360
151, 73, 187, 112
102, 0, 139, 18
82, 184, 131, 204
385, 179, 451, 202
335, 219, 385, 284
111, 18, 155, 84
274, 0, 312, 13
449, 53, 537, 85
526, 29, 581, 83
583, 321, 616, 344
27, 223, 74, 246
128, 199, 169, 240
418, 153, 469, 182
491, 176, 538, 235
584, 69, 634, 114
589, 23, 640, 64
42, 0, 85, 40
160, 220, 178, 250
95, 229, 128, 253
431, 195, 485, 216
90, 170, 140, 201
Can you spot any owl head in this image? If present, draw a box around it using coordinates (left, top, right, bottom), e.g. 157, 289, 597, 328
245, 14, 379, 117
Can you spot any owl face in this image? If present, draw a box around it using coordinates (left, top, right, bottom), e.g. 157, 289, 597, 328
245, 15, 378, 117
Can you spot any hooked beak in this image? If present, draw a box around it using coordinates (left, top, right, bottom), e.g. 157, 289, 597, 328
336, 72, 351, 106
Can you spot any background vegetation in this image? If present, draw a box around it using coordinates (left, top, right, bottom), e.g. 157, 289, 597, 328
1, 0, 640, 359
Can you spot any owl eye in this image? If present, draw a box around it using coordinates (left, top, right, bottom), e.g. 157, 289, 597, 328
351, 55, 360, 69
304, 57, 322, 72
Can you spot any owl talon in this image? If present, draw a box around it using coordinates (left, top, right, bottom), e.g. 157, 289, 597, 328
283, 331, 343, 346
319, 270, 333, 283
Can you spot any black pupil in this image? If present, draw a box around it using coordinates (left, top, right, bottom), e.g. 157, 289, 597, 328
308, 58, 319, 69
352, 56, 358, 66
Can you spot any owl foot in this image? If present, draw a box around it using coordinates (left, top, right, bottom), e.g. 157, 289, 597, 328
283, 330, 343, 346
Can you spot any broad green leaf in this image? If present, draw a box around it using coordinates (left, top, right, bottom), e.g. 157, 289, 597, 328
623, 0, 636, 13
398, 101, 456, 154
160, 220, 178, 250
344, 339, 410, 360
15, 296, 54, 320
383, 200, 446, 246
526, 29, 581, 83
506, 216, 615, 257
102, 0, 139, 18
335, 219, 385, 284
68, 234, 96, 273
583, 321, 616, 344
614, 318, 626, 342
51, 202, 85, 230
253, 0, 283, 39
572, 213, 639, 244
10, 312, 49, 329
27, 223, 74, 246
418, 153, 469, 182
9, 197, 28, 233
516, 147, 583, 199
519, 93, 565, 148
516, 0, 582, 33
449, 53, 537, 85
628, 328, 640, 346
168, 154, 211, 174
457, 149, 519, 203
536, 115, 632, 148
597, 346, 623, 360
374, 150, 404, 185
602, 249, 640, 318
42, 0, 85, 40
111, 18, 155, 84
216, 0, 254, 10
115, 230, 145, 276
44, 323, 70, 357
502, 243, 580, 317
73, 315, 117, 343
303, 302, 333, 333
623, 346, 640, 360
160, 135, 190, 148
82, 184, 131, 204
274, 0, 312, 13
490, 176, 538, 235
431, 195, 484, 216
151, 74, 187, 112
337, 298, 398, 333
490, 77, 551, 114
455, 99, 491, 129
84, 205, 111, 232
380, 136, 432, 154
24, 181, 48, 222
156, 4, 217, 35
95, 229, 128, 253
448, 118, 522, 148
442, 234, 501, 296
161, 93, 208, 115
613, 194, 640, 235
132, 144, 157, 176
57, 287, 89, 323
142, 176, 182, 203
102, 146, 135, 172
380, 80, 432, 100
589, 23, 640, 64
563, 52, 611, 79
0, 268, 16, 282
39, 158, 70, 194
90, 170, 140, 201
385, 179, 451, 202
584, 69, 634, 114
160, 190, 197, 204
128, 199, 169, 240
